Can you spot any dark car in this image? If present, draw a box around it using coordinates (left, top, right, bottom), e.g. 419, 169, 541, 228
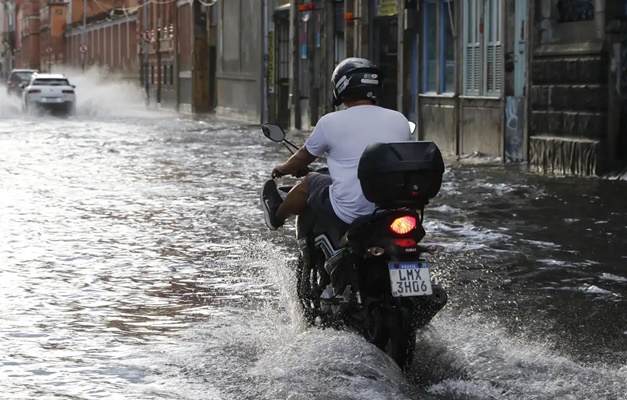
7, 69, 38, 97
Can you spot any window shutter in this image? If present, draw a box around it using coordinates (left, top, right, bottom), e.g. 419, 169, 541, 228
485, 0, 502, 96
486, 42, 502, 94
465, 44, 480, 95
463, 0, 480, 95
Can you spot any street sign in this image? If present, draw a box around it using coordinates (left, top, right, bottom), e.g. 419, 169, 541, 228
79, 44, 88, 54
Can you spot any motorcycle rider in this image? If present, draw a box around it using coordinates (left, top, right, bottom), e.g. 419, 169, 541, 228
261, 57, 412, 230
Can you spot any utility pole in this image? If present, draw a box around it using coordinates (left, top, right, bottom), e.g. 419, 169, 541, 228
289, 0, 301, 130
156, 16, 161, 105
82, 0, 86, 70
173, 1, 179, 111
143, 0, 149, 106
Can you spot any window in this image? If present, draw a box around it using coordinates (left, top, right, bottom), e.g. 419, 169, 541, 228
463, 0, 502, 96
422, 0, 456, 94
33, 79, 70, 86
557, 0, 594, 22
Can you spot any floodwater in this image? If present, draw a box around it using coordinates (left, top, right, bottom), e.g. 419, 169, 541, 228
0, 75, 626, 400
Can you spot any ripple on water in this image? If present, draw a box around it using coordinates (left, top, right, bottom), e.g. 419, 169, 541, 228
0, 115, 626, 399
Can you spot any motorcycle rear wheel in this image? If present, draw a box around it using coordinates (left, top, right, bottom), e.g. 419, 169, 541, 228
363, 305, 416, 371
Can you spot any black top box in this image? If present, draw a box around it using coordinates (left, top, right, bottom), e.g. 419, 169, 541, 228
357, 141, 445, 209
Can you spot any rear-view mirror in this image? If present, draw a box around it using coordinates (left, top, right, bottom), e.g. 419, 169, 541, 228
262, 123, 286, 142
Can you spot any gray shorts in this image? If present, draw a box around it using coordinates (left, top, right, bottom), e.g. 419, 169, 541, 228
306, 172, 343, 223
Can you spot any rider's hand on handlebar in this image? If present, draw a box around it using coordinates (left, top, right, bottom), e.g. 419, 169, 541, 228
271, 165, 288, 179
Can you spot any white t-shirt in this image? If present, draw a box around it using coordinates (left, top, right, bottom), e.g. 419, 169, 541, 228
305, 105, 412, 224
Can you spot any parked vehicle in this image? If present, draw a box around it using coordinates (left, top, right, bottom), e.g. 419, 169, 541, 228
260, 122, 448, 371
21, 73, 76, 116
6, 69, 38, 97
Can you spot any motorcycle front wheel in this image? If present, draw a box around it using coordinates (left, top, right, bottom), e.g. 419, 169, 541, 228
295, 253, 330, 325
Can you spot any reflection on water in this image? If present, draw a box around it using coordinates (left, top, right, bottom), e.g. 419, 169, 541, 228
0, 114, 625, 399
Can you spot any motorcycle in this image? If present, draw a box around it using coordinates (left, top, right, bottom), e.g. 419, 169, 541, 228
261, 122, 448, 371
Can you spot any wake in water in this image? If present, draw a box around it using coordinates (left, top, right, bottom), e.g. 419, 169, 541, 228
110, 240, 627, 400
416, 314, 627, 400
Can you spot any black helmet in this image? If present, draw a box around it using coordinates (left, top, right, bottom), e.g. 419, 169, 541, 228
331, 57, 384, 107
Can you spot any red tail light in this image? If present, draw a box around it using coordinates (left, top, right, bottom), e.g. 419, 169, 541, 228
28, 89, 41, 93
62, 90, 74, 94
389, 216, 416, 235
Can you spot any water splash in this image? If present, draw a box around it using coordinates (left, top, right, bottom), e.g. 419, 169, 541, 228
1, 66, 149, 120
0, 84, 22, 117
418, 314, 627, 400
54, 66, 147, 118
529, 136, 600, 176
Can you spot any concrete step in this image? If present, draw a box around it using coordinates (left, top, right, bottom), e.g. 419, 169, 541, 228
530, 84, 608, 112
529, 134, 604, 176
530, 110, 607, 140
531, 56, 607, 85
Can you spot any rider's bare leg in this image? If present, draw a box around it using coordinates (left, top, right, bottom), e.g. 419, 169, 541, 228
276, 175, 310, 222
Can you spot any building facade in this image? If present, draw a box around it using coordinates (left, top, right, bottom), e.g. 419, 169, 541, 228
2, 0, 625, 176
1, 0, 16, 78
64, 0, 138, 78
409, 0, 520, 159
528, 0, 627, 175
213, 0, 267, 122
39, 0, 68, 72
137, 0, 176, 108
14, 0, 41, 69
136, 0, 217, 114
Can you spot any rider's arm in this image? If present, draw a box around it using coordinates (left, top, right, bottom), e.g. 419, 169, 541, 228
277, 146, 317, 176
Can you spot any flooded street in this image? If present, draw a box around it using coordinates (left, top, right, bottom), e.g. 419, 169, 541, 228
0, 87, 626, 399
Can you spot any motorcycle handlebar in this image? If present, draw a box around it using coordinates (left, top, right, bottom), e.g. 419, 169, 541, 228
293, 167, 312, 178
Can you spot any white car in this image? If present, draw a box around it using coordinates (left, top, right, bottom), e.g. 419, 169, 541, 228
21, 73, 76, 116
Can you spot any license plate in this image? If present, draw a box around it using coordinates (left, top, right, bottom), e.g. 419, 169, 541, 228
44, 97, 61, 102
388, 261, 433, 297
